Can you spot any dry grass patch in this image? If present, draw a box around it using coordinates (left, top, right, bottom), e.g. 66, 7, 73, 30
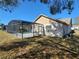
0, 31, 79, 59
0, 30, 20, 45
74, 30, 79, 36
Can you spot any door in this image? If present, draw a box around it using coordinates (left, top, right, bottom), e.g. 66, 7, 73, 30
38, 25, 44, 35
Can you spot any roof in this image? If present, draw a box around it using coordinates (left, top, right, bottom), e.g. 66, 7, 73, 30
73, 24, 79, 27
59, 18, 71, 25
9, 20, 32, 24
8, 20, 42, 25
34, 15, 70, 26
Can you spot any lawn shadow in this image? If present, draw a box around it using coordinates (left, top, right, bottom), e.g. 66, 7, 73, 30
0, 41, 29, 51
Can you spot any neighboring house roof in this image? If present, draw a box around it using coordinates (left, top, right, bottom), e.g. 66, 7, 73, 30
73, 24, 79, 28
72, 24, 79, 30
59, 18, 72, 25
73, 24, 79, 26
34, 15, 70, 26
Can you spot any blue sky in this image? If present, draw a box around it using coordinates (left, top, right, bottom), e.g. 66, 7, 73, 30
0, 0, 79, 25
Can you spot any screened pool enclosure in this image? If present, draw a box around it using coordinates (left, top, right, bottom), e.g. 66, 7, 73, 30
6, 20, 44, 38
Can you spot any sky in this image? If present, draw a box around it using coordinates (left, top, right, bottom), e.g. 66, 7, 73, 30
0, 0, 79, 25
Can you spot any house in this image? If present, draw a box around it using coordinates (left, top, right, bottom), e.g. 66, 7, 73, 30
0, 24, 6, 30
6, 20, 43, 38
72, 24, 79, 30
34, 15, 71, 37
0, 25, 1, 30
7, 15, 72, 38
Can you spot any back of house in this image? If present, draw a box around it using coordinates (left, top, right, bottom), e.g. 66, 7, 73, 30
34, 15, 71, 37
6, 15, 72, 38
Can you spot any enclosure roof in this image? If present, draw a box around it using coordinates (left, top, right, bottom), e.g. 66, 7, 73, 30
8, 20, 42, 25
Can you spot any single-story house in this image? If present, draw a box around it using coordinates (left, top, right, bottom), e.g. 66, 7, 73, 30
7, 15, 72, 38
0, 25, 1, 30
0, 24, 6, 30
72, 24, 79, 30
34, 15, 72, 37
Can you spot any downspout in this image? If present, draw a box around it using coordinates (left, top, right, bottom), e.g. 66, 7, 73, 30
22, 22, 23, 40
70, 18, 73, 38
20, 21, 23, 40
62, 24, 65, 38
32, 24, 34, 37
43, 25, 45, 36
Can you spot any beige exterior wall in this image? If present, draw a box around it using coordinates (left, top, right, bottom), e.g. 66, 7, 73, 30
35, 16, 55, 26
35, 16, 60, 36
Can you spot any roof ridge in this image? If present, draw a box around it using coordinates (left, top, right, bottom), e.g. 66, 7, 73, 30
34, 14, 69, 25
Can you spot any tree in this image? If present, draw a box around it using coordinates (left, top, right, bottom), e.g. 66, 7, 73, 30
28, 0, 74, 14
0, 0, 24, 12
0, 0, 75, 14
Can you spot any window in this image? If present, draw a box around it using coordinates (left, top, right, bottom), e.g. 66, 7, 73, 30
52, 22, 59, 28
46, 25, 51, 32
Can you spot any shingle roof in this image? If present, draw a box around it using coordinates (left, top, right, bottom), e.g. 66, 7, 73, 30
59, 18, 71, 25
34, 15, 70, 26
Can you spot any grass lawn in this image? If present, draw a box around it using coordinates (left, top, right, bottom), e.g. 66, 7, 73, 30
0, 30, 20, 45
0, 30, 79, 59
74, 30, 79, 36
